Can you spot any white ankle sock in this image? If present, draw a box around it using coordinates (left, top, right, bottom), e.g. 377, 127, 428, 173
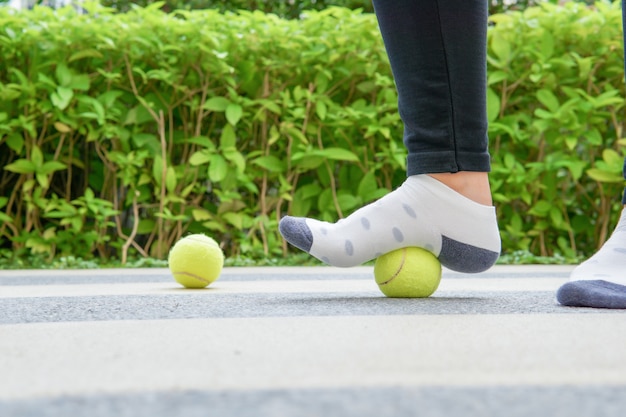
569, 209, 626, 286
279, 174, 501, 272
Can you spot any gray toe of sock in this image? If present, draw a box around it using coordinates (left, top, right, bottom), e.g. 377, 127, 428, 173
557, 280, 626, 309
279, 216, 313, 252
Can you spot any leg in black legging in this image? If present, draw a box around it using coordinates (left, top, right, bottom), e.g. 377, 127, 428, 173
373, 0, 490, 175
279, 1, 500, 271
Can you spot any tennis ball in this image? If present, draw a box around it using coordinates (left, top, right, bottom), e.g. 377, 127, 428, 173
374, 247, 442, 298
168, 234, 224, 289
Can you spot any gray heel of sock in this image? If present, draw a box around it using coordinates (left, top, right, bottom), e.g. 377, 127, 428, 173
557, 280, 626, 309
438, 236, 500, 273
279, 216, 314, 252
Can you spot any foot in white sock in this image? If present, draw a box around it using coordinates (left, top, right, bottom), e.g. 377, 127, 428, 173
279, 174, 501, 273
557, 209, 626, 308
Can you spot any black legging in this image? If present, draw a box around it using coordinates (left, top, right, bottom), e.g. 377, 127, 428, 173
373, 0, 626, 204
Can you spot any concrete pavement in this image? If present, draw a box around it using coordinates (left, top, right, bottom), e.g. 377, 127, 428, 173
0, 265, 625, 417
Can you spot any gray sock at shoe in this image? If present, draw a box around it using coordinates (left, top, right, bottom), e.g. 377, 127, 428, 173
557, 209, 626, 308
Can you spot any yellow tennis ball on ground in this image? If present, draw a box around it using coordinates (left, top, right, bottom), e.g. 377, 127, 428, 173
168, 234, 224, 289
374, 247, 442, 298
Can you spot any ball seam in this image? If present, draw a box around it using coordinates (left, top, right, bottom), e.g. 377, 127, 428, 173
379, 248, 407, 286
171, 271, 213, 285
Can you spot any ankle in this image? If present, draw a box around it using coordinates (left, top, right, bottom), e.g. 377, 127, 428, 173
427, 172, 493, 206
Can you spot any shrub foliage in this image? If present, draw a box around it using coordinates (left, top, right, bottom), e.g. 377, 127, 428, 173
0, 2, 625, 264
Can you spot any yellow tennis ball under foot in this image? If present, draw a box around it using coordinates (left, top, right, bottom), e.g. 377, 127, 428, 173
374, 246, 442, 298
168, 234, 224, 289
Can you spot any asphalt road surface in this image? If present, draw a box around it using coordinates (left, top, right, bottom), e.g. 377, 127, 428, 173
1, 265, 625, 417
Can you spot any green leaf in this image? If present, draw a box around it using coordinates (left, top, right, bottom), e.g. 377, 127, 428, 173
316, 101, 327, 120
357, 171, 378, 200
36, 172, 49, 189
165, 166, 177, 193
185, 136, 215, 150
565, 160, 587, 181
0, 85, 21, 101
549, 207, 563, 229
124, 105, 154, 125
70, 74, 91, 91
284, 127, 308, 145
487, 87, 500, 123
291, 153, 324, 170
69, 49, 104, 62
192, 208, 213, 221
337, 193, 359, 213
315, 71, 330, 93
220, 125, 236, 149
40, 161, 67, 175
491, 35, 511, 62
602, 149, 623, 169
312, 147, 359, 162
226, 103, 243, 126
51, 86, 73, 110
529, 200, 552, 217
131, 133, 159, 151
189, 150, 212, 166
488, 70, 508, 85
222, 212, 244, 229
564, 137, 577, 151
31, 146, 44, 168
540, 30, 555, 60
536, 89, 559, 113
153, 155, 163, 186
54, 122, 72, 133
204, 97, 230, 112
534, 108, 554, 120
55, 63, 73, 87
252, 155, 285, 173
298, 183, 323, 200
258, 99, 281, 115
586, 129, 603, 146
137, 219, 157, 235
587, 168, 624, 183
209, 154, 228, 182
4, 159, 36, 174
181, 183, 195, 198
0, 212, 12, 223
223, 149, 246, 173
6, 133, 24, 153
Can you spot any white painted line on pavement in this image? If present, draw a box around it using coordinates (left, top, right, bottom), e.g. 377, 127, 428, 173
0, 278, 566, 298
0, 265, 576, 279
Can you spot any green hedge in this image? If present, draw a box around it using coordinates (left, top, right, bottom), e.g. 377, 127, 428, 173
96, 0, 544, 18
100, 0, 375, 17
0, 2, 625, 265
488, 1, 625, 260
